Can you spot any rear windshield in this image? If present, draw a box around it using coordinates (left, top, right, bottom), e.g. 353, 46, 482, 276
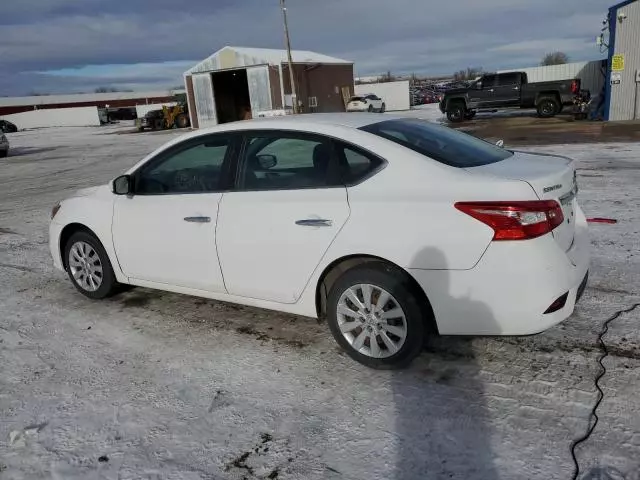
349, 96, 366, 102
360, 118, 512, 167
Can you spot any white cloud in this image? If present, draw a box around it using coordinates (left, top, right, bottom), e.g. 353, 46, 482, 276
0, 0, 609, 95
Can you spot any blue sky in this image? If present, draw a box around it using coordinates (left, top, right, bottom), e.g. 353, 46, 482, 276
0, 0, 610, 96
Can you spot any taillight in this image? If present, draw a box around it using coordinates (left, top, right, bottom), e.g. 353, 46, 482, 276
571, 80, 579, 94
455, 200, 564, 241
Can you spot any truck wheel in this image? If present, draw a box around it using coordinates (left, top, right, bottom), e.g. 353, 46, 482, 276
175, 113, 190, 129
446, 103, 466, 123
537, 97, 559, 118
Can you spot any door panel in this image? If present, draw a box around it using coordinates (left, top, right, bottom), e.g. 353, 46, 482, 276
216, 130, 350, 304
493, 73, 522, 107
216, 188, 349, 303
112, 194, 225, 292
467, 75, 497, 108
112, 134, 234, 292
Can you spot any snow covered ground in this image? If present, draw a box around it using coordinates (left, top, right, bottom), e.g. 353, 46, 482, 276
1, 124, 640, 480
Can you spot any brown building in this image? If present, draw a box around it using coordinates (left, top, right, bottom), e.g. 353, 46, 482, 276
184, 46, 355, 129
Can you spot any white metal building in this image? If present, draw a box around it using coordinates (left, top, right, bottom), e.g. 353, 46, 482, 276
184, 46, 354, 129
604, 0, 640, 121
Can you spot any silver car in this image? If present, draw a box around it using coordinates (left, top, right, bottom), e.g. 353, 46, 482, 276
0, 134, 9, 158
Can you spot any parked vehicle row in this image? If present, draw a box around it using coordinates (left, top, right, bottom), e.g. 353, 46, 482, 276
49, 113, 589, 369
440, 71, 581, 122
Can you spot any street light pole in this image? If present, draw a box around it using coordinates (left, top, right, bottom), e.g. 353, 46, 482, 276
279, 0, 298, 114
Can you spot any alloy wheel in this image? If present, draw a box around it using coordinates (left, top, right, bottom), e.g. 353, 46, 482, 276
68, 241, 103, 292
336, 284, 407, 359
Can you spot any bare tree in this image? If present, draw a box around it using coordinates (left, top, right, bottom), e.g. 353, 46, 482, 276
541, 52, 569, 66
378, 71, 395, 83
453, 67, 483, 82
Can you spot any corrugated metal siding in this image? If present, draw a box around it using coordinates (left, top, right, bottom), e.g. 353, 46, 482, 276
192, 73, 218, 128
609, 0, 640, 121
246, 66, 273, 114
498, 60, 606, 96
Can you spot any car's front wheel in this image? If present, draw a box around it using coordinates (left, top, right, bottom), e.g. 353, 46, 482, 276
446, 102, 466, 123
64, 231, 119, 299
326, 262, 426, 369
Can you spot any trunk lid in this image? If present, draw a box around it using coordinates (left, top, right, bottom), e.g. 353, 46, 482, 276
465, 151, 578, 251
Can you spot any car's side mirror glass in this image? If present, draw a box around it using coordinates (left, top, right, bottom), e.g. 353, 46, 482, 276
257, 154, 277, 169
112, 175, 132, 195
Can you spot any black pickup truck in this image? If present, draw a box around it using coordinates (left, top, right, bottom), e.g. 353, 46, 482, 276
439, 72, 581, 122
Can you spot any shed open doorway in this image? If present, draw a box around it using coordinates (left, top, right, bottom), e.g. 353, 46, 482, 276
211, 68, 251, 124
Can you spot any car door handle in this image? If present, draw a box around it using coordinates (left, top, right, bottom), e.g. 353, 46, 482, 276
184, 216, 211, 223
295, 219, 333, 227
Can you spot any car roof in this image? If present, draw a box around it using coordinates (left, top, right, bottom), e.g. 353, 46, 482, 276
194, 113, 405, 136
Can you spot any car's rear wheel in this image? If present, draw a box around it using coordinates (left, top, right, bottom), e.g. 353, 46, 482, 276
380, 103, 386, 113
368, 105, 374, 112
64, 231, 119, 299
537, 97, 559, 118
326, 263, 426, 369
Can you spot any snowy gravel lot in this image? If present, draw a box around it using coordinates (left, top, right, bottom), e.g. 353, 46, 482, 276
1, 120, 640, 480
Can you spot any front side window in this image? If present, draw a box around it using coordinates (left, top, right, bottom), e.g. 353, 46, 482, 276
360, 119, 512, 168
238, 133, 342, 190
481, 75, 497, 89
135, 137, 231, 194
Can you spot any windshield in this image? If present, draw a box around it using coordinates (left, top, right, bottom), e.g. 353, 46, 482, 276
360, 118, 512, 168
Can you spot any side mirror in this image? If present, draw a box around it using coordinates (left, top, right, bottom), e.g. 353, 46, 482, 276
256, 154, 277, 169
496, 139, 504, 148
112, 174, 132, 195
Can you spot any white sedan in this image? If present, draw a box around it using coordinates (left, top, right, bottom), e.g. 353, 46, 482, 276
49, 114, 589, 369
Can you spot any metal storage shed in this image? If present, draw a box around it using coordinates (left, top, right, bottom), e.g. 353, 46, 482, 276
184, 46, 354, 128
604, 0, 640, 121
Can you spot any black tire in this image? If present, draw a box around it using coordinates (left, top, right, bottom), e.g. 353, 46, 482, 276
175, 113, 190, 129
64, 230, 120, 300
0, 150, 7, 158
446, 102, 466, 123
326, 262, 427, 369
152, 118, 164, 130
380, 103, 386, 113
368, 105, 374, 112
537, 97, 559, 118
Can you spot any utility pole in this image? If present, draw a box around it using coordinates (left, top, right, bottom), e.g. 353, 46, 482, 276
280, 0, 298, 114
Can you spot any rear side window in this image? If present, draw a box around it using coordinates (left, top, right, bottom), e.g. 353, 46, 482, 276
497, 73, 521, 86
360, 119, 512, 168
335, 143, 384, 184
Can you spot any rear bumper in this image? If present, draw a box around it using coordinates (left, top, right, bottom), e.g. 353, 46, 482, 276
409, 205, 590, 335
